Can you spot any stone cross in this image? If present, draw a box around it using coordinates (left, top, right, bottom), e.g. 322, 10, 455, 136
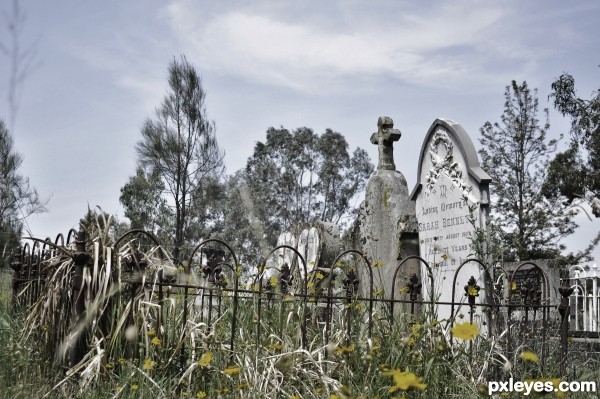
370, 116, 401, 171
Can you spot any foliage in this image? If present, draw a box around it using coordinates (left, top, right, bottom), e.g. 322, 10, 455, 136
548, 73, 600, 218
0, 119, 45, 268
1, 219, 598, 398
479, 81, 578, 262
122, 55, 224, 260
120, 167, 171, 238
244, 127, 374, 246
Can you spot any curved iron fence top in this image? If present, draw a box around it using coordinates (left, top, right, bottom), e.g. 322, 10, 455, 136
450, 258, 491, 302
66, 228, 78, 245
187, 238, 240, 280
54, 232, 64, 246
508, 261, 551, 303
257, 244, 308, 293
325, 249, 373, 297
391, 255, 434, 300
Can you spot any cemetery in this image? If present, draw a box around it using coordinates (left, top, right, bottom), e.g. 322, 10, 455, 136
2, 115, 598, 398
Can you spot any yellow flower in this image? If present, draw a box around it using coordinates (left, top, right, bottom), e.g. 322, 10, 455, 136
118, 357, 127, 366
196, 391, 207, 399
290, 395, 300, 399
151, 336, 161, 346
374, 288, 384, 297
143, 358, 156, 371
451, 322, 479, 341
372, 261, 384, 268
198, 352, 213, 368
519, 351, 539, 363
223, 364, 241, 375
216, 387, 230, 394
268, 342, 283, 350
252, 283, 260, 292
335, 344, 355, 355
131, 384, 139, 391
467, 286, 479, 296
383, 369, 427, 392
399, 286, 410, 294
147, 330, 156, 337
269, 276, 279, 286
316, 272, 324, 280
511, 281, 517, 291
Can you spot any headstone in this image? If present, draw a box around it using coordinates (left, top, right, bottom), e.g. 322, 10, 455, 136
276, 222, 341, 278
410, 118, 491, 320
353, 116, 420, 307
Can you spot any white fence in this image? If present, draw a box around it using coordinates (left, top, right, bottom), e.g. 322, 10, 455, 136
568, 264, 599, 334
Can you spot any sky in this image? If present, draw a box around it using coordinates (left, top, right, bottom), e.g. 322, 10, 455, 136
1, 0, 599, 264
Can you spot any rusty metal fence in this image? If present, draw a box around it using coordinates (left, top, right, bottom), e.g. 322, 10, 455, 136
8, 228, 578, 378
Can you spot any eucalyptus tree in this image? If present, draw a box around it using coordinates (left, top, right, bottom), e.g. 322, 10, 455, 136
244, 127, 374, 246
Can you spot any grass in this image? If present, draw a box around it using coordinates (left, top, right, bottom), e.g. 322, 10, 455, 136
1, 221, 599, 398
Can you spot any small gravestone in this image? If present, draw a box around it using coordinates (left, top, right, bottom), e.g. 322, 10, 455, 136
353, 117, 420, 307
276, 222, 341, 278
411, 118, 491, 320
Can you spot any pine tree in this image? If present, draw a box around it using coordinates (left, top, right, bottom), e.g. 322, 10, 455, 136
479, 81, 578, 261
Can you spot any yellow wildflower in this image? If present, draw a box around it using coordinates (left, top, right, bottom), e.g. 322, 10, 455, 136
151, 336, 161, 346
372, 261, 384, 268
216, 387, 230, 394
374, 288, 384, 297
131, 384, 139, 390
196, 391, 207, 399
198, 352, 213, 368
143, 358, 156, 371
451, 322, 479, 341
335, 344, 355, 355
511, 281, 517, 291
269, 276, 278, 286
467, 286, 479, 296
519, 351, 539, 363
316, 272, 324, 280
147, 330, 156, 337
268, 342, 283, 350
118, 357, 127, 366
291, 395, 300, 399
383, 369, 427, 392
223, 364, 241, 375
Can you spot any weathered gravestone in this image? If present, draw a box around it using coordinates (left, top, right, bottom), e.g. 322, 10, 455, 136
275, 222, 341, 278
410, 118, 491, 320
353, 116, 420, 308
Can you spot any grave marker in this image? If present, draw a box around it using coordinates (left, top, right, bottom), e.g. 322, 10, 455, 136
411, 118, 491, 320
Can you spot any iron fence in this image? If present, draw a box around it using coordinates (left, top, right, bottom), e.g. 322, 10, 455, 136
8, 228, 579, 378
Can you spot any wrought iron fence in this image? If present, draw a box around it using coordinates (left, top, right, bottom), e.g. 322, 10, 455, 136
8, 228, 579, 377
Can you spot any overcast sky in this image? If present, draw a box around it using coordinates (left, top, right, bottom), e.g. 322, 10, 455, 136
1, 0, 598, 263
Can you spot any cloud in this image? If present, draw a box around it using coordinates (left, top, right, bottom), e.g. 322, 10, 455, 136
163, 0, 531, 93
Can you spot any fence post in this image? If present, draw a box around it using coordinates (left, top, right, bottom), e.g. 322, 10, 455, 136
69, 229, 90, 368
558, 280, 574, 377
10, 253, 23, 311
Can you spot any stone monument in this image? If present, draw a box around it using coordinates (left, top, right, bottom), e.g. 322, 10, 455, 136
353, 116, 420, 306
410, 118, 491, 320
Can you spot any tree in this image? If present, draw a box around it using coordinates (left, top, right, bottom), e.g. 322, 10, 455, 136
120, 166, 172, 241
0, 119, 45, 266
122, 56, 224, 259
547, 73, 600, 217
244, 127, 374, 246
479, 81, 578, 262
